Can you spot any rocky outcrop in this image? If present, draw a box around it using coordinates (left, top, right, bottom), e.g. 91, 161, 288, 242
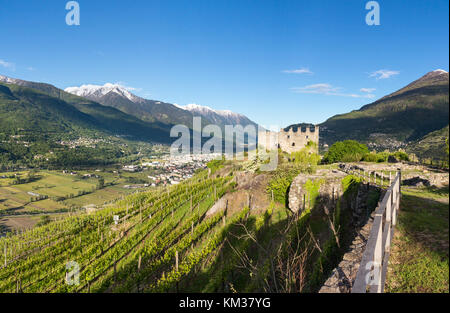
288, 169, 347, 213
319, 211, 374, 293
402, 176, 431, 187
319, 186, 384, 293
339, 162, 449, 188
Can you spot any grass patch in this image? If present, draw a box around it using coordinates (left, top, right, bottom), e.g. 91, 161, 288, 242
386, 185, 449, 293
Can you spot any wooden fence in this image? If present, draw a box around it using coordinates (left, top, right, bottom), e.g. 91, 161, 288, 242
347, 170, 402, 293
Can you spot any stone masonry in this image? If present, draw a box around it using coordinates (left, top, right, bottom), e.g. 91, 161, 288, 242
258, 124, 319, 154
288, 169, 347, 213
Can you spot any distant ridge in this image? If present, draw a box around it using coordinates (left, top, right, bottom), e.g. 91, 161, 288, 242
0, 75, 172, 143
320, 69, 449, 152
65, 84, 259, 129
176, 103, 259, 129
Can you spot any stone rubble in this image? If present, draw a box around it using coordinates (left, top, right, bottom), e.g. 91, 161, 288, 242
319, 210, 375, 293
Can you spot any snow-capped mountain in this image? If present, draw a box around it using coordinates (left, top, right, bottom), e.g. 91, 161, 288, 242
65, 83, 145, 104
65, 83, 197, 127
381, 69, 449, 100
65, 83, 259, 129
176, 103, 259, 128
0, 75, 20, 85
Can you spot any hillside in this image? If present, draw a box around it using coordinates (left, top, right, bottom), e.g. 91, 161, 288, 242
406, 125, 449, 161
320, 70, 449, 151
0, 159, 376, 293
65, 83, 197, 128
0, 77, 173, 144
0, 83, 101, 136
65, 84, 259, 131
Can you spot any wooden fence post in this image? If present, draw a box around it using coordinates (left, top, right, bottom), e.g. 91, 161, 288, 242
114, 260, 117, 284
175, 250, 179, 293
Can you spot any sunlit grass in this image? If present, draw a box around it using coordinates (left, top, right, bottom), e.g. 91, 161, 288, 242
386, 184, 449, 293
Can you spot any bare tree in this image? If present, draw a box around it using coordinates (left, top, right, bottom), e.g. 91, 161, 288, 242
227, 212, 318, 293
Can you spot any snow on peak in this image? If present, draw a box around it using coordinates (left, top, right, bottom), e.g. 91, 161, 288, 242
433, 69, 448, 74
177, 103, 242, 117
216, 109, 240, 117
0, 75, 19, 84
65, 83, 144, 103
185, 103, 215, 112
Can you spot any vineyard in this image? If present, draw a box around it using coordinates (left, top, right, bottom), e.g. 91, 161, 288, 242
0, 168, 251, 293
0, 159, 377, 293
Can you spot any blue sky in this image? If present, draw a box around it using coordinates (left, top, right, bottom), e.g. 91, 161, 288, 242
1, 0, 448, 128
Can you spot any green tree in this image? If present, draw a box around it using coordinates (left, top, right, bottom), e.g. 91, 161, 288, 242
97, 176, 105, 189
323, 140, 369, 164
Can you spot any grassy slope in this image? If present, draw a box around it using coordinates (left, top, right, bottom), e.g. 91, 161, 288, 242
0, 82, 171, 144
0, 83, 100, 136
386, 185, 449, 293
406, 125, 449, 161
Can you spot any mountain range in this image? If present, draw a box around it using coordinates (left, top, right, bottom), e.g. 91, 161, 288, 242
64, 83, 259, 130
64, 83, 196, 128
176, 103, 259, 129
319, 69, 449, 158
0, 75, 259, 143
1, 69, 448, 162
0, 75, 171, 143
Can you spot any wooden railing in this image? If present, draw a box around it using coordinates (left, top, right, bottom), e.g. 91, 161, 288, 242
350, 171, 401, 293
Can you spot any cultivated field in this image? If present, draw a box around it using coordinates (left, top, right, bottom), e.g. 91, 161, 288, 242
0, 169, 159, 233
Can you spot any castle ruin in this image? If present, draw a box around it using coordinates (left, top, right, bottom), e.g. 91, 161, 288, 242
258, 124, 319, 154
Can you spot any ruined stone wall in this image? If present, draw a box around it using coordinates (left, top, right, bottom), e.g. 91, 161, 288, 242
258, 125, 320, 154
279, 125, 319, 154
257, 130, 278, 150
288, 169, 346, 213
288, 169, 385, 293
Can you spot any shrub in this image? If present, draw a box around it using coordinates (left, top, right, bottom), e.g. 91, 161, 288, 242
322, 140, 369, 164
266, 167, 300, 206
207, 156, 225, 174
290, 147, 320, 172
361, 150, 409, 163
394, 151, 409, 161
